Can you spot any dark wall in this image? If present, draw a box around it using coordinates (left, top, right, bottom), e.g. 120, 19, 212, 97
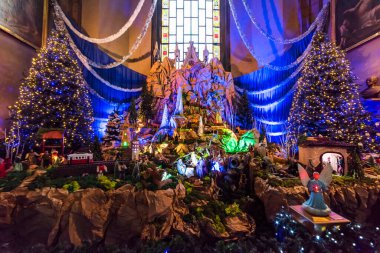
0, 0, 82, 131
0, 30, 36, 130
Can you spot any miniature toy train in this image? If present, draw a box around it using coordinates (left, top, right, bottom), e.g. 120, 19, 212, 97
67, 153, 93, 165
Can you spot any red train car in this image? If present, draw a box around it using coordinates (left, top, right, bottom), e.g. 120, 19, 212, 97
67, 153, 93, 165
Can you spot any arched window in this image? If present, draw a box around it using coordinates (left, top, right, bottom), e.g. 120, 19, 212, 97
160, 0, 222, 64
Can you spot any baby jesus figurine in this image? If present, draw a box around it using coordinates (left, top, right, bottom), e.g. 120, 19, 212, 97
298, 163, 333, 217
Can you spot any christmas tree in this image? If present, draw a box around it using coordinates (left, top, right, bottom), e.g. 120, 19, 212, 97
237, 90, 254, 129
89, 135, 103, 161
140, 83, 154, 124
288, 32, 378, 151
128, 98, 138, 126
9, 30, 93, 149
103, 109, 121, 145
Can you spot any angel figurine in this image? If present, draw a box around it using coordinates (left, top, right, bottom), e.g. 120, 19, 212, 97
298, 163, 333, 217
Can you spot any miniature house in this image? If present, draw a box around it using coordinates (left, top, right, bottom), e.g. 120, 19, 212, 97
298, 137, 356, 176
40, 129, 65, 155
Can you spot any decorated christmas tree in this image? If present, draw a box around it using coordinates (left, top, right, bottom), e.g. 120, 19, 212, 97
103, 109, 121, 145
9, 30, 93, 149
288, 32, 378, 151
140, 83, 154, 124
237, 90, 254, 129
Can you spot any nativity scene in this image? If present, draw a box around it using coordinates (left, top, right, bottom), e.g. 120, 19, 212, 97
0, 0, 379, 252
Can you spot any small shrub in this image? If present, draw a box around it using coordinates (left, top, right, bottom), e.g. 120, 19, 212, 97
0, 171, 30, 191
225, 202, 242, 216
63, 180, 80, 192
213, 215, 226, 234
97, 175, 117, 190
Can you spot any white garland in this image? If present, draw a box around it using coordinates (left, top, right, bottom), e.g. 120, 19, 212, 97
84, 81, 130, 106
228, 0, 328, 71
234, 62, 303, 96
266, 131, 287, 137
54, 15, 142, 93
243, 87, 295, 110
53, 0, 157, 69
256, 119, 287, 125
241, 0, 330, 44
53, 0, 146, 44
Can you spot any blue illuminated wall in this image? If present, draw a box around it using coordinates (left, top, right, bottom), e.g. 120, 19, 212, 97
68, 28, 145, 138
231, 0, 320, 142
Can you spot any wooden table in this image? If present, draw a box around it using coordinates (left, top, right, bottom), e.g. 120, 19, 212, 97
289, 205, 350, 234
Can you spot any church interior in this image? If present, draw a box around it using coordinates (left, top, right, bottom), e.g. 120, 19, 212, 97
0, 0, 380, 252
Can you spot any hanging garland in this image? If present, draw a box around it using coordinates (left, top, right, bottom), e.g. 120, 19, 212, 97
54, 14, 142, 93
256, 119, 287, 125
84, 81, 130, 106
247, 88, 295, 110
53, 0, 157, 69
241, 0, 330, 44
53, 0, 146, 44
234, 62, 302, 96
228, 0, 328, 71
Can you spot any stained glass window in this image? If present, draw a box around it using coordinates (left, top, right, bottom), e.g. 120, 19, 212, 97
161, 0, 221, 64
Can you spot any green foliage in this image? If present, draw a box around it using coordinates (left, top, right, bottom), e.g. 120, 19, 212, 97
332, 175, 376, 186
203, 176, 211, 182
90, 136, 103, 161
97, 175, 117, 190
135, 181, 143, 191
0, 171, 30, 192
259, 125, 266, 143
128, 98, 138, 125
225, 202, 242, 216
140, 83, 155, 124
213, 215, 226, 234
347, 149, 365, 179
63, 180, 80, 192
236, 90, 253, 129
219, 129, 256, 153
28, 174, 67, 190
28, 173, 124, 192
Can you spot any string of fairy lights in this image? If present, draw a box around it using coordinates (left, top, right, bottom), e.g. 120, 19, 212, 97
288, 32, 379, 151
10, 30, 94, 147
274, 208, 380, 252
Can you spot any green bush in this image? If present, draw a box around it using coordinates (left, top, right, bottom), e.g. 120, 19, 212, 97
97, 175, 117, 190
63, 180, 80, 192
0, 171, 30, 191
225, 202, 242, 216
213, 215, 226, 234
332, 175, 376, 186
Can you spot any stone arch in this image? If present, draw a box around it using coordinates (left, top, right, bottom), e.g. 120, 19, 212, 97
320, 151, 345, 176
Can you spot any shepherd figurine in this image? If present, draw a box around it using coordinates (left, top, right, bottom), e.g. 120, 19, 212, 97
97, 164, 108, 177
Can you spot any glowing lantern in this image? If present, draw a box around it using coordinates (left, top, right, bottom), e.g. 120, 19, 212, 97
132, 139, 139, 161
